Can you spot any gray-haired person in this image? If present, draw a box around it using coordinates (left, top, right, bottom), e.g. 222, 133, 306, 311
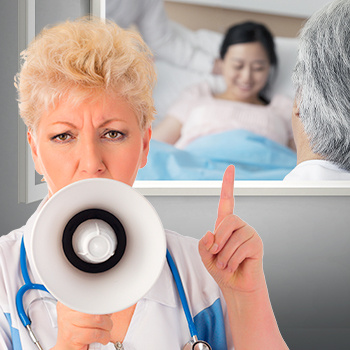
284, 0, 350, 180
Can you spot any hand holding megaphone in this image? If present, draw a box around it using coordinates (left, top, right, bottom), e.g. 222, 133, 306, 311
53, 302, 114, 350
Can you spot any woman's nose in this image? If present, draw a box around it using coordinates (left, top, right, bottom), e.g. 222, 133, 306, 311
79, 139, 106, 176
239, 67, 252, 82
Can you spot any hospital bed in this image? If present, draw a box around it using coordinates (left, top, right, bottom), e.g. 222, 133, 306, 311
137, 27, 299, 181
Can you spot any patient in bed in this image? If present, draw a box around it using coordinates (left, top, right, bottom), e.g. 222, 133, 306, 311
284, 0, 350, 181
153, 21, 295, 150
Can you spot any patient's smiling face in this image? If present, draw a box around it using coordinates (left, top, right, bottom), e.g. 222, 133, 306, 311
27, 95, 151, 197
221, 42, 270, 104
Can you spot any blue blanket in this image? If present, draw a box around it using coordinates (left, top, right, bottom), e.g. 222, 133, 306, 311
137, 130, 297, 180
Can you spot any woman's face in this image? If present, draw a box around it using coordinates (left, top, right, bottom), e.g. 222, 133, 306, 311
221, 42, 271, 103
28, 95, 151, 197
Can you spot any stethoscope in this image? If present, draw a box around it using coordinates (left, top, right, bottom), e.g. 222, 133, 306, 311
16, 238, 212, 350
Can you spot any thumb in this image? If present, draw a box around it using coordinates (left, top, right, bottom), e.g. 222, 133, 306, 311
198, 231, 215, 266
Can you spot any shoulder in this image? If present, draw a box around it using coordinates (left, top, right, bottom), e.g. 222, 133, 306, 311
284, 160, 350, 181
0, 229, 23, 256
269, 94, 294, 110
267, 94, 294, 125
165, 229, 203, 272
0, 229, 24, 306
0, 227, 26, 271
167, 81, 213, 121
165, 229, 199, 249
165, 229, 204, 270
165, 230, 232, 348
0, 227, 24, 260
180, 81, 213, 100
165, 230, 222, 315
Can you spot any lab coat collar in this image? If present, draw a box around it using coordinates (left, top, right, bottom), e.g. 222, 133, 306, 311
141, 253, 178, 308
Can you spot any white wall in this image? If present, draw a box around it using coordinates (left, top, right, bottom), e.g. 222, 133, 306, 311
167, 0, 332, 18
0, 0, 40, 235
148, 194, 350, 349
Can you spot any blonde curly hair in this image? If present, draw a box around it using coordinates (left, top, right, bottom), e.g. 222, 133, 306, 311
15, 17, 157, 132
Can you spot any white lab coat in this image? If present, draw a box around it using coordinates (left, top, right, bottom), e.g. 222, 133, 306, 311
0, 198, 234, 350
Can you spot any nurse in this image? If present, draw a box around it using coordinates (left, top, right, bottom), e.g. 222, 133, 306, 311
0, 18, 288, 350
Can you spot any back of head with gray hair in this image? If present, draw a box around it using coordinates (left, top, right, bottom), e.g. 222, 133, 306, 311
292, 0, 350, 171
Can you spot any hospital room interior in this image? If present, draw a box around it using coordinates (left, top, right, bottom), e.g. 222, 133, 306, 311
0, 0, 349, 349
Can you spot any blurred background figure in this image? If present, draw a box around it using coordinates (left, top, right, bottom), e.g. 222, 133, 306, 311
106, 0, 218, 73
153, 22, 295, 150
284, 0, 350, 180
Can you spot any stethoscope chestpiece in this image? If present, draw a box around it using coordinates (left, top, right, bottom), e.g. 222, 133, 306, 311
183, 336, 212, 350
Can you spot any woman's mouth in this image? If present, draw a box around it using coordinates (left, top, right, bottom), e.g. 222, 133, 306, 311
237, 84, 253, 91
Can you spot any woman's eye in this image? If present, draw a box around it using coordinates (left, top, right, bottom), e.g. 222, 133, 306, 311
52, 133, 72, 142
233, 65, 243, 70
104, 130, 125, 140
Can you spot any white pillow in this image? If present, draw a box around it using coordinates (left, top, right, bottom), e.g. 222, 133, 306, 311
152, 30, 298, 126
272, 37, 298, 99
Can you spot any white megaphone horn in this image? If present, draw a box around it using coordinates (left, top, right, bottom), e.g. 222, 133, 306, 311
30, 178, 166, 315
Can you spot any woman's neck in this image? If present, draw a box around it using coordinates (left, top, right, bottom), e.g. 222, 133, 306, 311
110, 304, 137, 344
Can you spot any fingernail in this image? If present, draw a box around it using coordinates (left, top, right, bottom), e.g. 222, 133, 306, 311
211, 243, 219, 254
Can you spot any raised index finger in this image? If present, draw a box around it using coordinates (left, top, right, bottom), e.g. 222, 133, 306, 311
215, 165, 235, 231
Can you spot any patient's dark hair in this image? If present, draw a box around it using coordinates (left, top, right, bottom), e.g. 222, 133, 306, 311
220, 21, 277, 65
220, 21, 277, 102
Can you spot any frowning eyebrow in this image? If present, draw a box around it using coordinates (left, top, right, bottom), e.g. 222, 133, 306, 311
51, 121, 78, 128
98, 119, 127, 128
51, 118, 127, 129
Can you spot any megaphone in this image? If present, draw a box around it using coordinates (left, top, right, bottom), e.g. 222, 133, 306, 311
31, 178, 166, 315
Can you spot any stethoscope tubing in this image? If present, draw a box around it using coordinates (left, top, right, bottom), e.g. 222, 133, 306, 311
16, 238, 49, 328
166, 250, 198, 338
17, 237, 207, 349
